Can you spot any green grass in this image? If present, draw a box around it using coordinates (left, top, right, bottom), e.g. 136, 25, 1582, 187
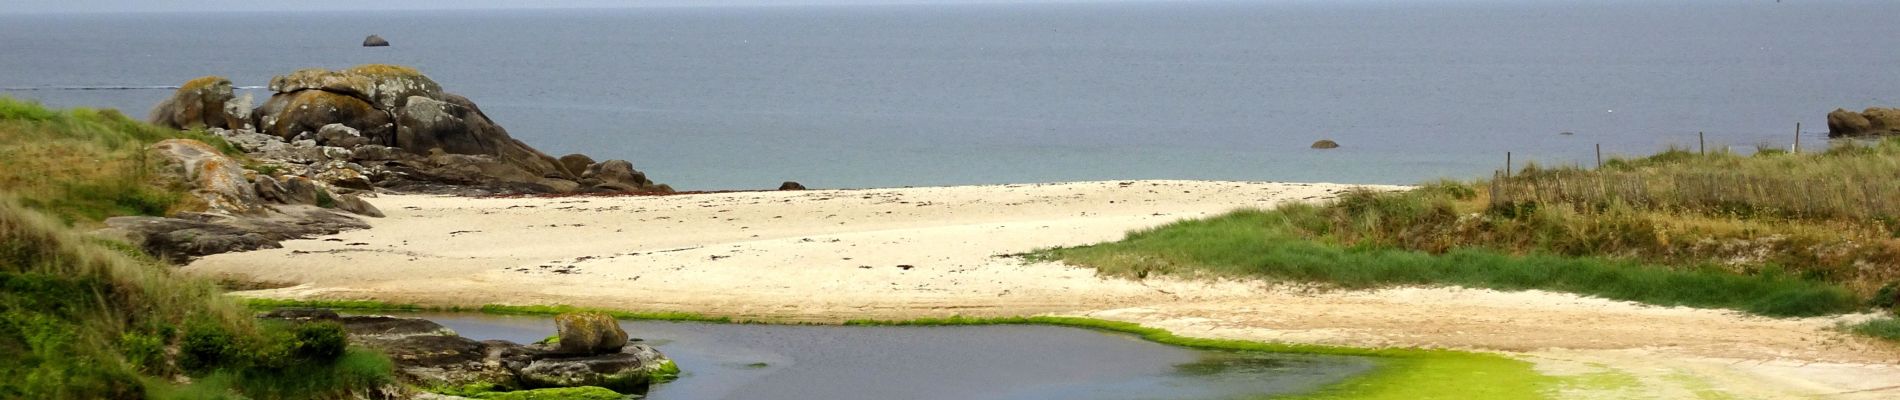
0, 97, 239, 226
0, 98, 392, 399
1038, 209, 1858, 317
1848, 317, 1900, 341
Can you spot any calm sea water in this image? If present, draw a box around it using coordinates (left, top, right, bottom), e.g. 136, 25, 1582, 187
4, 1, 1897, 189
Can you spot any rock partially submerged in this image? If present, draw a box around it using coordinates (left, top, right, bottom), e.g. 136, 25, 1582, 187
258, 311, 677, 396
554, 312, 630, 355
363, 34, 390, 47
1829, 107, 1900, 138
1311, 139, 1340, 149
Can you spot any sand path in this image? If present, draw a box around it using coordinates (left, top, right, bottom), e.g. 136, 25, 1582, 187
186, 180, 1900, 399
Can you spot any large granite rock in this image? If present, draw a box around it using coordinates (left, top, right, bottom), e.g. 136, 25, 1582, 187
150, 139, 264, 215
269, 65, 443, 111
1828, 107, 1900, 137
149, 76, 247, 130
553, 313, 629, 355
255, 89, 394, 142
580, 160, 653, 192
101, 208, 368, 263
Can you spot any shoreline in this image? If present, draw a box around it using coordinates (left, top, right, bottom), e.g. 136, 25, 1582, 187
188, 179, 1900, 399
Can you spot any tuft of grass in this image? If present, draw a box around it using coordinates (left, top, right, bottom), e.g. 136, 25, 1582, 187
1848, 317, 1900, 341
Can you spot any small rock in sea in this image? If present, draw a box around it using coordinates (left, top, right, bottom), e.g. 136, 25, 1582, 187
1311, 139, 1340, 149
1560, 131, 1576, 136
779, 181, 807, 191
362, 34, 389, 47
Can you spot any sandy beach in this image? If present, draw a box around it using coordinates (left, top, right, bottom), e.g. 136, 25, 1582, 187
187, 180, 1900, 399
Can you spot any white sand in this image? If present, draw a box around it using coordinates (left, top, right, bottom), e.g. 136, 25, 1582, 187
186, 180, 1900, 399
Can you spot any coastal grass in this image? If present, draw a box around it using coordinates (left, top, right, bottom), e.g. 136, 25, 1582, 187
0, 96, 238, 226
1037, 140, 1900, 317
1847, 317, 1900, 342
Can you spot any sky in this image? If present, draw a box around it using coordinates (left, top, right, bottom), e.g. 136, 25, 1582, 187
2, 0, 1184, 15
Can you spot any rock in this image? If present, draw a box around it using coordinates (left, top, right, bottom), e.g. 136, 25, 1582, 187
316, 123, 375, 149
99, 207, 368, 263
1828, 107, 1900, 138
280, 176, 323, 206
581, 160, 651, 192
269, 64, 443, 111
1311, 139, 1340, 149
363, 34, 390, 47
339, 315, 460, 340
333, 193, 385, 217
312, 161, 375, 190
151, 139, 264, 215
149, 76, 245, 130
553, 313, 628, 355
515, 344, 673, 392
255, 89, 394, 142
395, 94, 571, 180
778, 181, 806, 191
558, 154, 596, 178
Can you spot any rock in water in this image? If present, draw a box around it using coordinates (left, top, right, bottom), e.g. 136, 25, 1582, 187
779, 181, 806, 190
1311, 139, 1341, 149
554, 312, 629, 355
363, 34, 389, 47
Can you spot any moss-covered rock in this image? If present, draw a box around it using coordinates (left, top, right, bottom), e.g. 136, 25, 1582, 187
269, 64, 443, 111
255, 89, 394, 142
149, 75, 245, 130
553, 312, 627, 355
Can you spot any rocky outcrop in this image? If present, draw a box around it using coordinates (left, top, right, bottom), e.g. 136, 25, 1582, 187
256, 89, 393, 142
778, 181, 806, 191
97, 138, 383, 262
149, 76, 249, 131
363, 34, 389, 47
557, 154, 595, 178
1311, 139, 1340, 149
580, 160, 654, 192
1828, 107, 1900, 138
258, 312, 676, 396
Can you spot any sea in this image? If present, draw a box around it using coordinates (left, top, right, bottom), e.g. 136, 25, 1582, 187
4, 0, 1897, 190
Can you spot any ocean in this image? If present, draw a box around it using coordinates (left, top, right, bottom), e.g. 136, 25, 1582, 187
3, 0, 1897, 190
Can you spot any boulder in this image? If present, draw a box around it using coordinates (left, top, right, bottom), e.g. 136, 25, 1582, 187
394, 94, 571, 180
149, 76, 245, 130
553, 313, 628, 355
332, 193, 384, 217
514, 344, 673, 392
363, 34, 390, 47
268, 64, 443, 111
778, 181, 806, 191
151, 139, 264, 215
316, 123, 375, 149
581, 160, 651, 192
255, 89, 394, 142
1828, 107, 1900, 138
280, 176, 324, 206
558, 154, 596, 178
1311, 139, 1340, 149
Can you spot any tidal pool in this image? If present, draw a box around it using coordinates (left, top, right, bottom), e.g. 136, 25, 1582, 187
393, 313, 1375, 400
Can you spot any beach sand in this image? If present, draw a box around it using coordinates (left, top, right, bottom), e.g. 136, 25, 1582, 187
186, 180, 1900, 399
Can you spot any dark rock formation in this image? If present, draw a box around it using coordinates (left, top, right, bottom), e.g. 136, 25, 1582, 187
149, 76, 248, 130
101, 208, 368, 264
258, 312, 676, 395
363, 34, 390, 47
580, 160, 653, 192
1311, 139, 1340, 149
779, 181, 806, 191
1829, 107, 1900, 138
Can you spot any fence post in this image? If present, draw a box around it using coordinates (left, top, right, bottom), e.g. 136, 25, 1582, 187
1699, 132, 1705, 155
1795, 122, 1802, 153
1595, 143, 1602, 168
1506, 151, 1512, 179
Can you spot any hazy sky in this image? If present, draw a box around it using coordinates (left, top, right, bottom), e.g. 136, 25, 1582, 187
3, 0, 1187, 14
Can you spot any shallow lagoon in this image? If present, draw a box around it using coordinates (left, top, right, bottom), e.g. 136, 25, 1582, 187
397, 313, 1376, 400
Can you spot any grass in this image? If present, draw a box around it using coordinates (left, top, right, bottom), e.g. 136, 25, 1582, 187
1848, 317, 1900, 341
0, 96, 239, 226
0, 98, 392, 399
1037, 140, 1900, 317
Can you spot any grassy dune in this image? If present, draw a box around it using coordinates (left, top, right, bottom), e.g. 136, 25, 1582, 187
0, 98, 392, 399
1044, 141, 1900, 318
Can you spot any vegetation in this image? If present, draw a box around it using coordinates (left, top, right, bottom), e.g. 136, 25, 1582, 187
1041, 141, 1900, 317
0, 97, 237, 226
1848, 317, 1900, 342
0, 98, 392, 399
